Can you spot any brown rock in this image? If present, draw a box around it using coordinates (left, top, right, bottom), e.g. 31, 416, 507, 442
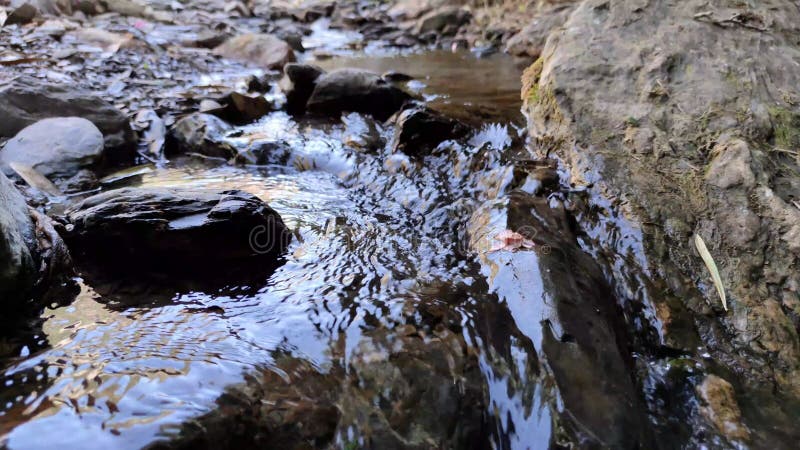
696, 375, 750, 442
212, 34, 295, 71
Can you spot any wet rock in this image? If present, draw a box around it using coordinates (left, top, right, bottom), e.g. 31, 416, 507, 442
525, 0, 800, 439
0, 172, 71, 317
0, 76, 135, 163
279, 63, 325, 115
307, 69, 412, 121
64, 187, 291, 278
0, 117, 104, 179
415, 7, 471, 35
381, 70, 414, 82
5, 3, 38, 25
167, 113, 235, 159
696, 375, 750, 442
61, 169, 99, 194
390, 106, 470, 156
212, 33, 295, 71
467, 193, 653, 447
511, 159, 560, 195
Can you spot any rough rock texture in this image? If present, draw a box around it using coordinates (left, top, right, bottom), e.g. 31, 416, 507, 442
167, 113, 236, 159
390, 106, 470, 156
0, 172, 71, 316
307, 69, 412, 121
212, 33, 296, 71
0, 117, 104, 179
696, 375, 750, 442
0, 75, 135, 162
65, 187, 291, 278
524, 0, 800, 444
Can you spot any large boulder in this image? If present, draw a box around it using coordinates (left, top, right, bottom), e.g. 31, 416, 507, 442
65, 187, 291, 279
0, 117, 104, 179
212, 33, 296, 71
0, 172, 72, 316
306, 69, 412, 121
525, 0, 800, 443
0, 76, 135, 163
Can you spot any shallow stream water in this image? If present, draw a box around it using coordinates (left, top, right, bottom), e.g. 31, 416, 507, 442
0, 45, 572, 449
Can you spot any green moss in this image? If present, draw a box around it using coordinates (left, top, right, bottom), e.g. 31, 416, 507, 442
522, 57, 544, 105
625, 116, 640, 127
768, 106, 800, 149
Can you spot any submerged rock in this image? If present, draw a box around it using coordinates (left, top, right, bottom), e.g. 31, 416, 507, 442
0, 117, 104, 179
65, 187, 291, 279
467, 192, 652, 448
167, 113, 236, 159
0, 76, 135, 162
390, 106, 470, 156
306, 69, 412, 121
696, 375, 750, 443
279, 63, 325, 115
212, 33, 296, 70
0, 172, 72, 317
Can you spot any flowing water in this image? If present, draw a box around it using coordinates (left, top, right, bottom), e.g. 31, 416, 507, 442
0, 40, 627, 448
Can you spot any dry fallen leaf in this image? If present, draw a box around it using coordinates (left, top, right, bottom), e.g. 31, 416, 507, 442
694, 233, 727, 311
489, 230, 535, 252
9, 162, 63, 197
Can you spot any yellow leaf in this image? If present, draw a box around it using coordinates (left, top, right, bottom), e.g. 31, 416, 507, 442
694, 233, 727, 311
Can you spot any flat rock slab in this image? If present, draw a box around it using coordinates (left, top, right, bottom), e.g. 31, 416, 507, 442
0, 75, 135, 162
65, 187, 291, 278
0, 117, 104, 179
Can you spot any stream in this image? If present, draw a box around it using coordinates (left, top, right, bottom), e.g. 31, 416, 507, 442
0, 42, 572, 448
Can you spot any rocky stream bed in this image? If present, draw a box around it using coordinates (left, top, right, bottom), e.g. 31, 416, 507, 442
1, 0, 799, 449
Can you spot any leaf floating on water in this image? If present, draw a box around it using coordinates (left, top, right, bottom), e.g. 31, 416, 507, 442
694, 233, 727, 311
9, 162, 63, 197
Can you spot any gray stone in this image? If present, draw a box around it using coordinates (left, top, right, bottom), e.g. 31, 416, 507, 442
212, 33, 295, 71
0, 76, 135, 162
0, 117, 104, 178
0, 172, 71, 313
167, 113, 235, 159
